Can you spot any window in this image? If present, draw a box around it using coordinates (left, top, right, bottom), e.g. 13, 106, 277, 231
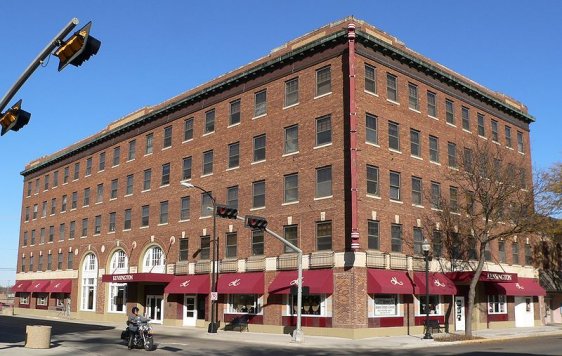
391, 224, 402, 252
29, 256, 34, 271
42, 201, 47, 217
81, 218, 88, 237
316, 221, 332, 251
227, 186, 239, 209
316, 66, 331, 96
463, 147, 473, 172
96, 184, 104, 203
124, 209, 132, 230
253, 134, 266, 162
33, 204, 38, 219
50, 198, 56, 215
412, 176, 423, 206
366, 165, 379, 196
488, 295, 507, 314
85, 157, 92, 176
432, 230, 442, 257
161, 163, 170, 186
254, 90, 267, 117
445, 99, 455, 125
447, 142, 457, 168
484, 243, 492, 261
284, 225, 298, 253
143, 169, 151, 191
49, 225, 54, 242
25, 207, 29, 221
64, 167, 70, 183
491, 120, 499, 142
228, 142, 240, 169
74, 162, 80, 180
252, 180, 265, 208
30, 230, 36, 245
388, 121, 400, 151
180, 196, 190, 221
229, 294, 261, 314
163, 125, 173, 147
108, 282, 127, 313
477, 113, 485, 137
112, 146, 120, 166
229, 99, 241, 125
61, 195, 67, 212
389, 171, 401, 201
284, 173, 299, 203
83, 187, 90, 206
410, 129, 421, 157
366, 114, 378, 145
44, 174, 50, 190
252, 230, 264, 256
505, 126, 512, 148
450, 186, 459, 212
71, 192, 77, 209
27, 181, 32, 196
159, 201, 169, 224
408, 83, 419, 110
35, 179, 39, 193
179, 239, 189, 261
365, 64, 376, 94
517, 131, 524, 153
145, 133, 153, 154
413, 227, 424, 255
203, 150, 214, 175
512, 242, 520, 265
499, 240, 506, 263
431, 182, 441, 209
427, 91, 437, 117
143, 246, 164, 273
109, 212, 116, 232
40, 227, 45, 243
525, 243, 532, 265
184, 118, 193, 141
128, 139, 136, 160
141, 205, 150, 227
201, 192, 213, 217
111, 179, 118, 199
57, 252, 63, 270
69, 221, 75, 239
368, 220, 380, 250
386, 73, 397, 101
418, 295, 441, 315
23, 231, 28, 245
126, 174, 133, 195
316, 115, 332, 146
204, 109, 215, 134
462, 106, 470, 131
285, 77, 299, 106
98, 152, 105, 171
316, 166, 332, 198
182, 157, 192, 180
67, 251, 73, 269
38, 293, 48, 305
429, 135, 439, 163
81, 254, 98, 311
200, 236, 210, 260
284, 125, 299, 154
94, 215, 101, 235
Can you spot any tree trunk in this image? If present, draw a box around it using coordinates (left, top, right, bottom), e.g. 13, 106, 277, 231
465, 244, 487, 337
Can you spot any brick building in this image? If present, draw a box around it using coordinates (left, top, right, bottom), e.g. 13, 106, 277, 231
12, 17, 544, 338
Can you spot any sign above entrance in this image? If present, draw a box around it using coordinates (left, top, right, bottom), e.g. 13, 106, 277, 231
446, 271, 518, 284
101, 272, 174, 283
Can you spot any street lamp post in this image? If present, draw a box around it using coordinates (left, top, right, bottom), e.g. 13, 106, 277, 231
180, 180, 218, 333
422, 239, 433, 340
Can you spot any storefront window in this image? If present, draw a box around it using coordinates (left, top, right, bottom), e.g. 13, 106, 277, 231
55, 295, 65, 308
109, 283, 127, 313
373, 294, 400, 317
289, 294, 324, 316
37, 293, 48, 306
488, 295, 507, 314
417, 295, 441, 315
20, 293, 29, 305
227, 294, 261, 314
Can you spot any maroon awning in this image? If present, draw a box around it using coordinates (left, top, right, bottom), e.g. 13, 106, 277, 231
27, 280, 51, 293
47, 279, 73, 293
11, 280, 32, 293
101, 273, 174, 283
413, 272, 457, 295
446, 271, 518, 283
165, 274, 210, 294
217, 272, 264, 294
367, 269, 413, 294
487, 277, 546, 296
268, 269, 333, 295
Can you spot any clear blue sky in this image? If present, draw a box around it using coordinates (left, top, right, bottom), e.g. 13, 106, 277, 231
1, 1, 561, 286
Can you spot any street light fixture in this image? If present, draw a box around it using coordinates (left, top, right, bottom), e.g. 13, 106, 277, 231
180, 180, 218, 333
422, 238, 433, 340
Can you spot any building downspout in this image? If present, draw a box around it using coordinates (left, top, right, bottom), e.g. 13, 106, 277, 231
347, 23, 359, 251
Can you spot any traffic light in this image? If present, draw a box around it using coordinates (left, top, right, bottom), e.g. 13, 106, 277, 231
0, 99, 31, 136
245, 215, 268, 230
215, 204, 238, 219
54, 21, 101, 72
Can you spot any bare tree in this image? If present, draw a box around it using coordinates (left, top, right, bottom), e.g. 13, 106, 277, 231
422, 139, 538, 337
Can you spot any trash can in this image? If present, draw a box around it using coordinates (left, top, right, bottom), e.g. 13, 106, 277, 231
25, 325, 52, 349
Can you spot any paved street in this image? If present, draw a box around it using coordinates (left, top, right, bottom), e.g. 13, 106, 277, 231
1, 315, 562, 355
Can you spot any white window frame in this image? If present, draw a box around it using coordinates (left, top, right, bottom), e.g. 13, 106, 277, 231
143, 246, 165, 273
81, 253, 98, 311
416, 295, 443, 316
226, 294, 263, 314
488, 295, 507, 314
370, 294, 402, 317
285, 294, 328, 317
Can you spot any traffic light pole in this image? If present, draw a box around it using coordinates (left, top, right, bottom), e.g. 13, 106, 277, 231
0, 18, 79, 114
235, 215, 304, 343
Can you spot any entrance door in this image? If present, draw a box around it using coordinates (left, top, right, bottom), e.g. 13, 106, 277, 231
454, 296, 465, 331
183, 295, 197, 326
146, 295, 163, 324
515, 296, 534, 327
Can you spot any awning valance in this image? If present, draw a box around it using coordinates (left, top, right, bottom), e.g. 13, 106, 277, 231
217, 272, 264, 294
165, 274, 210, 294
11, 280, 32, 293
27, 280, 51, 293
268, 269, 333, 295
487, 277, 546, 297
101, 273, 174, 283
367, 269, 413, 294
413, 272, 457, 295
47, 279, 73, 293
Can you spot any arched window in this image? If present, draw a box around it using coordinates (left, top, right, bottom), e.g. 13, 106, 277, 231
110, 250, 128, 273
143, 246, 164, 273
81, 253, 98, 311
109, 250, 128, 313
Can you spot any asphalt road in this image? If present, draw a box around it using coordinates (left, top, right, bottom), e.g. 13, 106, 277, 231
1, 316, 561, 355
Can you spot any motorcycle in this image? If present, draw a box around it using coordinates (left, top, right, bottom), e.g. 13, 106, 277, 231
121, 319, 154, 351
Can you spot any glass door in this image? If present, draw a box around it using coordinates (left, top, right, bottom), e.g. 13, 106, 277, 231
183, 295, 197, 326
146, 295, 163, 324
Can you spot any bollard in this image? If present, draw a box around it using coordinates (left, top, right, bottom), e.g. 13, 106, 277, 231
25, 325, 52, 349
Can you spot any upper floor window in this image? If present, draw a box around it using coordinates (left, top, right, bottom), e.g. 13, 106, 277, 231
143, 246, 164, 273
179, 239, 189, 261
284, 225, 298, 253
161, 163, 170, 186
64, 167, 70, 183
316, 166, 332, 198
204, 109, 215, 134
182, 157, 192, 180
316, 115, 332, 146
126, 175, 134, 195
445, 99, 455, 125
225, 232, 237, 258
386, 73, 397, 102
365, 64, 376, 94
284, 173, 299, 203
111, 179, 118, 199
368, 220, 380, 250
254, 90, 267, 117
180, 196, 190, 221
447, 142, 457, 168
477, 114, 485, 137
252, 180, 266, 209
141, 205, 150, 227
98, 152, 105, 171
284, 125, 299, 154
413, 227, 424, 255
462, 106, 470, 131
412, 176, 423, 206
44, 174, 49, 190
429, 135, 439, 163
491, 120, 499, 142
431, 181, 441, 209
252, 230, 265, 256
316, 221, 332, 251
226, 186, 239, 209
203, 150, 214, 175
517, 131, 524, 153
145, 133, 154, 154
366, 114, 378, 145
74, 162, 80, 180
316, 66, 331, 96
229, 100, 241, 126
391, 224, 402, 253
505, 126, 512, 148
366, 165, 379, 196
163, 126, 173, 148
427, 91, 437, 117
389, 171, 401, 201
184, 118, 193, 141
112, 146, 120, 166
388, 121, 400, 151
284, 78, 299, 107
228, 142, 240, 169
159, 201, 169, 225
143, 169, 151, 191
85, 157, 92, 176
53, 171, 59, 187
410, 129, 421, 157
253, 134, 266, 162
408, 83, 419, 110
128, 139, 136, 160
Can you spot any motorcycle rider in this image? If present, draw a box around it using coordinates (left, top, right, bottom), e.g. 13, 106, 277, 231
127, 306, 150, 349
